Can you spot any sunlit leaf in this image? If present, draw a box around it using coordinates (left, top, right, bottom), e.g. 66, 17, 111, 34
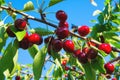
33, 46, 47, 80
28, 44, 39, 58
0, 0, 5, 6
93, 10, 101, 16
10, 25, 26, 41
23, 1, 34, 11
112, 19, 120, 25
49, 0, 63, 7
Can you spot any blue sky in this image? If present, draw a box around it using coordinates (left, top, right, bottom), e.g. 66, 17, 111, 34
2, 0, 106, 79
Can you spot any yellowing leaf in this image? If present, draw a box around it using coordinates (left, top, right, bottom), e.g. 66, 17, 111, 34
23, 1, 34, 11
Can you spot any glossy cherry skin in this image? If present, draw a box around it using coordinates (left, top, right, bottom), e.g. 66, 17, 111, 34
14, 19, 27, 30
87, 48, 98, 59
78, 52, 88, 64
73, 49, 81, 57
98, 43, 112, 54
28, 33, 43, 45
6, 26, 16, 37
104, 62, 114, 74
63, 40, 74, 53
78, 25, 90, 36
56, 10, 67, 22
15, 76, 21, 80
52, 39, 63, 52
55, 27, 69, 39
44, 36, 54, 44
59, 21, 69, 28
19, 32, 30, 49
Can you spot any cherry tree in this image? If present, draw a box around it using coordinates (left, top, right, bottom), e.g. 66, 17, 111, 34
0, 0, 120, 80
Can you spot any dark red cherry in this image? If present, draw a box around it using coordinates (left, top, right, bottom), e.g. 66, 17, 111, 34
55, 27, 69, 39
14, 19, 27, 30
52, 39, 63, 52
6, 26, 16, 37
56, 10, 67, 22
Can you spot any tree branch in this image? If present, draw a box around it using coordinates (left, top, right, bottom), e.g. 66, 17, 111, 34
108, 56, 120, 63
1, 5, 120, 53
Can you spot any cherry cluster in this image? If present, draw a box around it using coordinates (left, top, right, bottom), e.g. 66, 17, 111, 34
44, 10, 115, 76
6, 19, 43, 49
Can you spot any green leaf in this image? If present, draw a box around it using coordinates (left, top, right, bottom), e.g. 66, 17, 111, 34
53, 66, 62, 79
0, 0, 5, 6
33, 46, 47, 80
112, 19, 120, 25
91, 55, 106, 73
28, 44, 39, 58
10, 25, 26, 41
23, 1, 34, 11
0, 27, 8, 51
97, 14, 104, 24
68, 72, 75, 80
83, 63, 96, 80
30, 27, 54, 36
49, 0, 63, 7
0, 40, 18, 79
97, 75, 107, 80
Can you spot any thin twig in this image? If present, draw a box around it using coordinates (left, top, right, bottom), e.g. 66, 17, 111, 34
108, 56, 120, 63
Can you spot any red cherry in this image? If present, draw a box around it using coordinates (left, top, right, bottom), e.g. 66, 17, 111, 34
87, 41, 97, 47
112, 78, 117, 80
73, 49, 81, 57
44, 36, 54, 44
82, 47, 89, 54
6, 26, 16, 37
87, 48, 98, 59
14, 19, 27, 30
56, 10, 67, 22
104, 63, 114, 74
55, 27, 69, 39
98, 43, 112, 54
63, 40, 74, 53
15, 76, 21, 80
61, 60, 67, 66
78, 25, 90, 36
52, 39, 63, 52
59, 22, 69, 28
28, 33, 43, 45
64, 66, 70, 71
78, 52, 88, 64
19, 32, 30, 49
